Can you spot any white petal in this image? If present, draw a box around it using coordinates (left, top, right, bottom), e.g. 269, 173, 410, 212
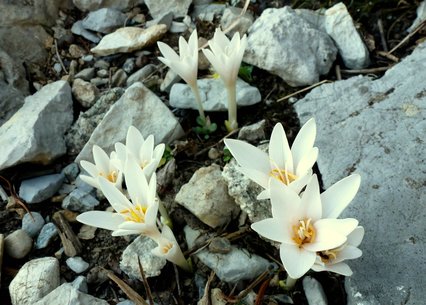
98, 177, 132, 212
288, 172, 312, 194
79, 175, 99, 189
140, 135, 154, 163
291, 118, 316, 167
238, 167, 270, 189
300, 175, 322, 220
93, 145, 110, 174
124, 154, 149, 205
295, 147, 318, 176
347, 226, 365, 247
312, 262, 353, 276
114, 142, 127, 169
269, 123, 293, 173
112, 229, 141, 236
251, 218, 292, 244
145, 200, 159, 228
126, 126, 144, 158
188, 29, 198, 55
321, 174, 361, 218
153, 144, 166, 163
269, 179, 303, 220
157, 41, 180, 63
77, 211, 124, 231
80, 160, 99, 177
280, 243, 316, 279
333, 245, 362, 263
256, 189, 270, 200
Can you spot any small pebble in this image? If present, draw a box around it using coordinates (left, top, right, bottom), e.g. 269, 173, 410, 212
62, 188, 99, 212
53, 63, 62, 74
4, 229, 32, 259
75, 68, 96, 81
208, 148, 220, 160
22, 212, 45, 238
78, 224, 97, 240
111, 69, 128, 87
82, 55, 94, 62
97, 69, 109, 78
66, 256, 90, 274
208, 237, 232, 254
94, 60, 110, 70
72, 275, 88, 293
35, 223, 58, 249
62, 163, 80, 183
122, 58, 136, 74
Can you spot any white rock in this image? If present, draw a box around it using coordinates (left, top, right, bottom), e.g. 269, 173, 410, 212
303, 277, 328, 305
0, 80, 73, 171
4, 229, 33, 259
160, 69, 181, 92
91, 25, 167, 56
72, 78, 99, 108
120, 235, 166, 279
73, 0, 144, 12
169, 21, 188, 33
175, 164, 240, 228
19, 173, 65, 204
192, 4, 226, 22
407, 1, 426, 32
244, 6, 337, 86
238, 119, 266, 142
81, 8, 127, 34
22, 212, 45, 237
144, 0, 192, 19
126, 64, 157, 87
71, 275, 88, 293
220, 7, 254, 37
71, 21, 101, 43
170, 78, 261, 111
76, 82, 184, 164
34, 283, 108, 305
9, 257, 60, 305
66, 256, 90, 274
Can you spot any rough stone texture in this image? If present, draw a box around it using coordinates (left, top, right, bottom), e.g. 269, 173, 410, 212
220, 7, 254, 37
0, 81, 73, 171
75, 67, 96, 81
222, 157, 271, 224
126, 64, 157, 87
4, 229, 32, 259
185, 226, 271, 283
35, 223, 59, 249
62, 188, 99, 212
0, 81, 26, 127
294, 43, 426, 305
75, 82, 184, 164
91, 25, 167, 56
175, 164, 240, 228
34, 283, 108, 305
145, 0, 192, 18
407, 0, 426, 32
73, 0, 145, 12
238, 119, 266, 142
71, 21, 101, 43
244, 6, 337, 86
192, 3, 226, 22
81, 8, 127, 34
120, 235, 166, 279
72, 78, 99, 108
72, 275, 88, 293
170, 78, 261, 111
9, 257, 60, 305
19, 174, 65, 204
303, 277, 328, 305
22, 212, 45, 237
0, 0, 59, 26
66, 256, 90, 274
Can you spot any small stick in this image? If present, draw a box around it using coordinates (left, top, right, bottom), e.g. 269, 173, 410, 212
376, 50, 399, 62
377, 18, 388, 52
54, 39, 68, 74
388, 19, 426, 54
137, 256, 155, 305
107, 270, 149, 305
335, 64, 342, 81
225, 270, 270, 303
173, 264, 182, 297
193, 128, 239, 157
340, 66, 392, 74
276, 79, 331, 102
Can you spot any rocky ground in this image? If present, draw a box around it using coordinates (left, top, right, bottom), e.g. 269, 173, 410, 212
0, 1, 425, 305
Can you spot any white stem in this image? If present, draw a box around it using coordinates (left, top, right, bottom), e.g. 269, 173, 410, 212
190, 84, 206, 121
286, 276, 298, 289
226, 83, 238, 130
157, 199, 172, 229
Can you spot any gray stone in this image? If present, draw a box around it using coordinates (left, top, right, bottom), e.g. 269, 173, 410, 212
0, 0, 59, 26
117, 300, 135, 305
9, 257, 60, 305
169, 21, 188, 34
71, 275, 88, 293
122, 58, 136, 74
145, 12, 174, 30
145, 0, 192, 18
62, 188, 99, 212
160, 69, 180, 92
91, 25, 167, 56
22, 212, 45, 238
220, 7, 254, 37
53, 63, 62, 75
193, 4, 226, 22
75, 68, 96, 81
19, 174, 65, 204
244, 6, 337, 86
407, 1, 426, 32
75, 176, 96, 194
185, 226, 271, 283
303, 276, 328, 305
4, 229, 32, 259
82, 8, 127, 34
0, 81, 73, 171
73, 0, 145, 12
72, 79, 99, 108
0, 81, 25, 127
34, 283, 108, 305
71, 21, 101, 43
75, 82, 184, 164
126, 64, 157, 87
238, 119, 266, 142
90, 77, 109, 87
62, 163, 80, 183
69, 44, 86, 59
175, 164, 240, 228
35, 223, 58, 249
170, 78, 261, 111
66, 256, 90, 274
120, 235, 166, 279
94, 60, 110, 70
96, 69, 109, 78
111, 69, 128, 87
294, 43, 426, 305
66, 88, 124, 155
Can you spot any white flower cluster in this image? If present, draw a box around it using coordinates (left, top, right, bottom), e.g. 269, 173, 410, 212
225, 119, 364, 280
77, 126, 189, 271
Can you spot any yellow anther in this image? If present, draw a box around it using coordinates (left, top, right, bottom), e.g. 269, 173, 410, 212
119, 204, 147, 223
161, 242, 173, 254
100, 171, 118, 183
269, 168, 297, 185
292, 218, 316, 247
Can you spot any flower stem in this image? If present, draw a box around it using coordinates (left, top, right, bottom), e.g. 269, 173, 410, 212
190, 84, 206, 122
286, 276, 298, 289
225, 83, 238, 131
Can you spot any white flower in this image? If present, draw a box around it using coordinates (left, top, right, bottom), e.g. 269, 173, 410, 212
224, 118, 318, 198
115, 126, 165, 181
77, 155, 160, 238
251, 176, 358, 279
312, 226, 364, 276
151, 225, 191, 272
80, 145, 123, 190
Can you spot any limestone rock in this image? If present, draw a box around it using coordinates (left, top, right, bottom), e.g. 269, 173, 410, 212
71, 21, 101, 43
75, 82, 184, 164
91, 25, 167, 56
407, 1, 426, 32
0, 0, 59, 26
19, 174, 65, 204
81, 8, 127, 34
170, 78, 261, 111
66, 256, 90, 274
175, 164, 240, 228
9, 257, 60, 305
303, 277, 328, 305
238, 120, 266, 142
145, 0, 192, 18
294, 43, 426, 305
22, 212, 45, 237
244, 6, 337, 86
220, 7, 254, 37
72, 79, 99, 108
4, 229, 32, 259
73, 0, 144, 12
0, 81, 73, 171
35, 223, 59, 249
34, 283, 108, 305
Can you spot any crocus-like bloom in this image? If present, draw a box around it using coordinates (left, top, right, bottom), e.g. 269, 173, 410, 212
77, 155, 160, 237
80, 145, 123, 190
202, 28, 247, 130
115, 126, 165, 181
251, 176, 359, 279
158, 30, 206, 121
224, 118, 317, 198
152, 225, 191, 272
312, 226, 364, 276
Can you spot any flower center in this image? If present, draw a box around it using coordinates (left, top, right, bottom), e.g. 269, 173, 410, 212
119, 204, 147, 222
318, 249, 338, 263
100, 171, 118, 183
270, 168, 297, 185
161, 241, 173, 254
292, 218, 316, 247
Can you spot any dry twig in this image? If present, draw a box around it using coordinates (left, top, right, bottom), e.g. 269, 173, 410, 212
388, 19, 426, 54
340, 66, 392, 74
54, 39, 68, 74
276, 79, 332, 102
107, 270, 149, 305
137, 256, 155, 305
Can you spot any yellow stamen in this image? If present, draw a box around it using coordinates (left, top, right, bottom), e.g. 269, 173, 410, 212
161, 241, 173, 254
318, 249, 338, 263
119, 204, 147, 222
270, 168, 298, 185
100, 171, 118, 183
292, 218, 316, 247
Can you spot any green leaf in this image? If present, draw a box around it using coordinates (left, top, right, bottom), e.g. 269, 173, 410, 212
238, 64, 253, 82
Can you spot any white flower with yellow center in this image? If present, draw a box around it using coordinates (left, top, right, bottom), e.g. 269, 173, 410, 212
76, 155, 160, 238
80, 145, 123, 190
224, 118, 317, 198
202, 28, 247, 131
251, 175, 359, 279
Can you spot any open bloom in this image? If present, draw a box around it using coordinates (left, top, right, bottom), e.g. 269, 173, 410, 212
224, 118, 318, 198
202, 28, 247, 130
312, 226, 364, 276
115, 126, 165, 181
77, 155, 160, 237
251, 176, 358, 279
80, 145, 123, 190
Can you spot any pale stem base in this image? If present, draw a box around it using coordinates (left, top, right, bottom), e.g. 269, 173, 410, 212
190, 84, 206, 122
286, 276, 298, 289
225, 83, 237, 131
